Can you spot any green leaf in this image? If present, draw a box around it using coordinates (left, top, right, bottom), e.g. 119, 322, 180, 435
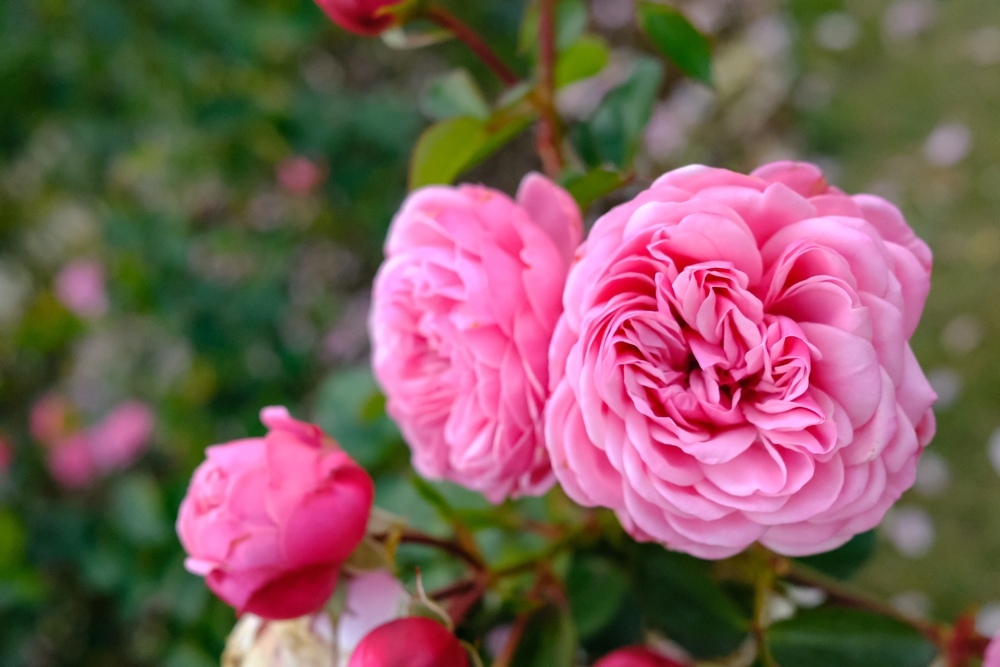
794, 531, 876, 580
313, 366, 402, 470
519, 0, 589, 53
420, 69, 491, 121
409, 117, 490, 189
555, 35, 611, 88
511, 604, 577, 667
635, 545, 749, 659
567, 553, 630, 640
561, 168, 629, 209
768, 607, 937, 667
0, 510, 26, 572
409, 109, 533, 189
574, 57, 664, 169
637, 1, 713, 85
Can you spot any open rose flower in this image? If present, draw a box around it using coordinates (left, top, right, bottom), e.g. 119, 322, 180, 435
313, 0, 404, 36
370, 174, 582, 502
546, 162, 936, 558
177, 407, 374, 619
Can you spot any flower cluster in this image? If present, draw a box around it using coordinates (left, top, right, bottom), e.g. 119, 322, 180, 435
370, 162, 935, 559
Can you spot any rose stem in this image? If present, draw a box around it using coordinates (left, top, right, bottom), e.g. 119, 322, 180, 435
425, 7, 520, 87
535, 0, 565, 177
780, 557, 950, 646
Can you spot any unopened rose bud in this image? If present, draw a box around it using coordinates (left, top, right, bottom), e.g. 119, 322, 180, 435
177, 407, 374, 620
223, 613, 336, 667
347, 617, 469, 667
593, 646, 689, 667
313, 0, 406, 36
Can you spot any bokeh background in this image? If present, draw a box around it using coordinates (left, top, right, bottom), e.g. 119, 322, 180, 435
1, 0, 998, 664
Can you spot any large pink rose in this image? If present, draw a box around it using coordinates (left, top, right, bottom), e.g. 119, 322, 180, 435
546, 162, 936, 558
986, 633, 1000, 667
370, 174, 582, 502
177, 406, 374, 619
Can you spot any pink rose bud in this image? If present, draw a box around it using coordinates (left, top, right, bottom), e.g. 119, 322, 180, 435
55, 260, 108, 320
177, 407, 374, 620
593, 647, 689, 667
369, 174, 582, 503
313, 0, 405, 36
89, 401, 155, 472
546, 162, 936, 559
347, 617, 469, 667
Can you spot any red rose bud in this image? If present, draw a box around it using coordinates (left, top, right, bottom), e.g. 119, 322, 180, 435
347, 617, 469, 667
177, 407, 374, 620
594, 646, 689, 667
314, 0, 406, 36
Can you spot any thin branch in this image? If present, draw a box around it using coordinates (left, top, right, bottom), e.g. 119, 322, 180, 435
783, 559, 945, 644
535, 0, 564, 177
425, 7, 520, 87
372, 528, 486, 571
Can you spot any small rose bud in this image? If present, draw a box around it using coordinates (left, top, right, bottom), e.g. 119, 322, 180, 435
347, 617, 469, 667
593, 646, 689, 667
223, 613, 336, 667
177, 406, 374, 620
313, 0, 405, 36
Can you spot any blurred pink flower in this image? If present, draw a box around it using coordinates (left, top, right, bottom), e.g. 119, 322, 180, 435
177, 406, 374, 619
55, 260, 108, 319
48, 435, 98, 489
547, 161, 936, 558
0, 435, 13, 475
337, 571, 410, 665
277, 156, 324, 196
35, 396, 155, 489
30, 393, 73, 445
89, 401, 155, 472
370, 174, 582, 503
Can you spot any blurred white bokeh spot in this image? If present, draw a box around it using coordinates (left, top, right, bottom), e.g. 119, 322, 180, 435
923, 121, 972, 167
884, 506, 935, 559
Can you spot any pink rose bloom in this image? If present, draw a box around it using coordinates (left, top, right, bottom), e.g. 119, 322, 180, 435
55, 260, 108, 319
47, 435, 98, 489
986, 634, 1000, 667
177, 407, 374, 620
369, 174, 583, 502
89, 401, 155, 472
337, 571, 411, 665
347, 617, 469, 667
546, 162, 936, 558
314, 0, 403, 36
594, 646, 689, 667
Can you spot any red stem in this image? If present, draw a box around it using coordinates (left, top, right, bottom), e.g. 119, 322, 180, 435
425, 7, 520, 87
535, 0, 564, 177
